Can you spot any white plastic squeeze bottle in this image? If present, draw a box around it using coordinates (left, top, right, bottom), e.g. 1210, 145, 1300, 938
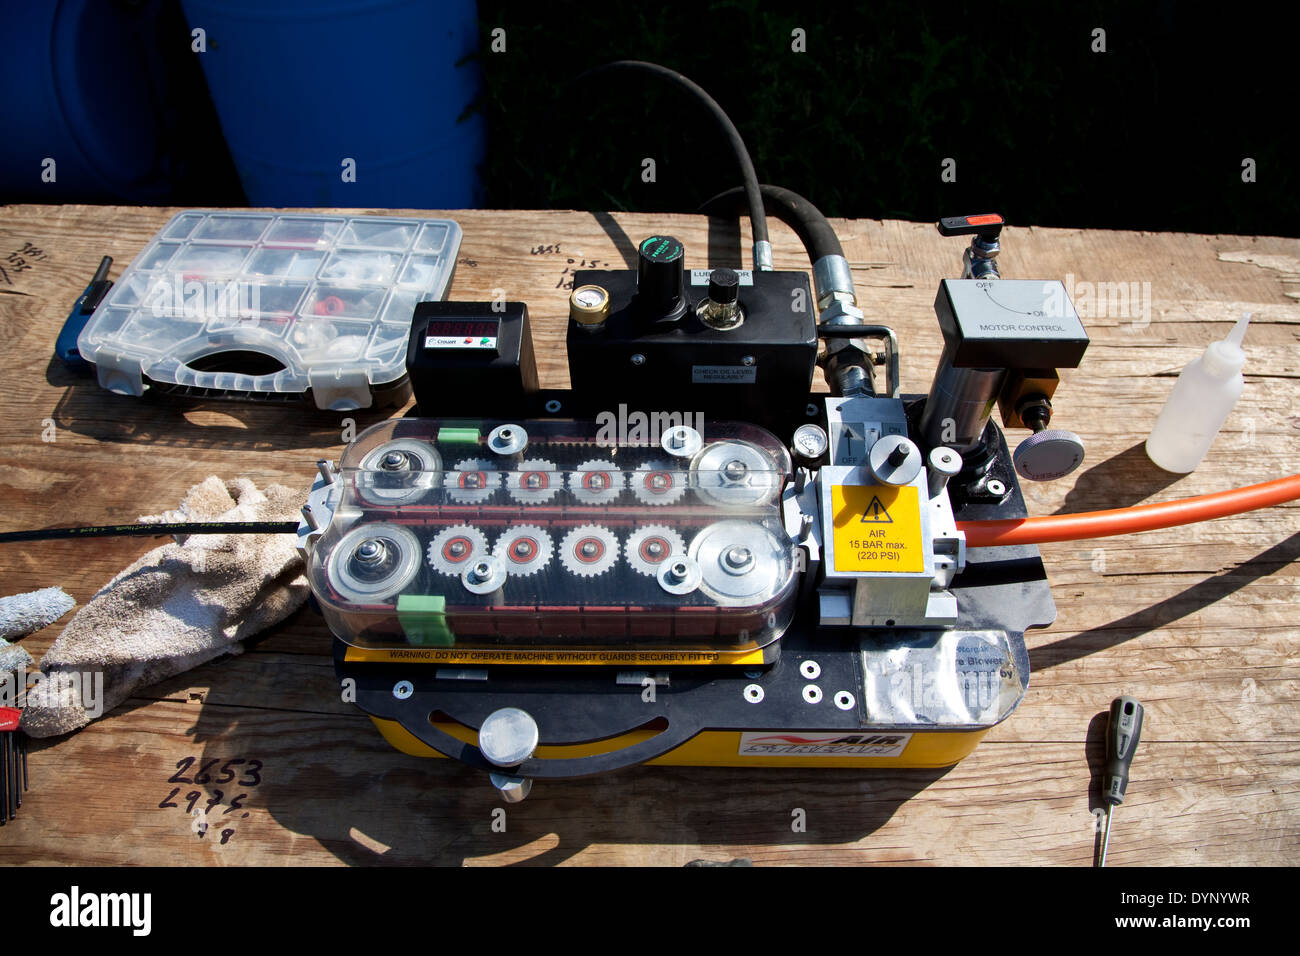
1145, 313, 1251, 473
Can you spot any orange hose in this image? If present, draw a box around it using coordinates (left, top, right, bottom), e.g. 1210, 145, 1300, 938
957, 473, 1300, 547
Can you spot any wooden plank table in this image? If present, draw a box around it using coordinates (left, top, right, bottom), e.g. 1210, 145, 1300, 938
0, 204, 1296, 866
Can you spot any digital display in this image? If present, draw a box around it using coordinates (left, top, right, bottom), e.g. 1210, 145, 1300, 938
425, 318, 499, 338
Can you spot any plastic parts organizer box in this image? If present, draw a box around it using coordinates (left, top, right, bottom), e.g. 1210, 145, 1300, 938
77, 210, 462, 410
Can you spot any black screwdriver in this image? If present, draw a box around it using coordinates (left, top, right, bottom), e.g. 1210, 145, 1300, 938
1098, 695, 1144, 867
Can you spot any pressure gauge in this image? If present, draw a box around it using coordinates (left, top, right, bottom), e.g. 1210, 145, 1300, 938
792, 423, 829, 467
569, 284, 611, 328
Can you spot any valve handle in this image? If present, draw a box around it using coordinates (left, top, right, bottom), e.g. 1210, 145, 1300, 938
937, 213, 1005, 239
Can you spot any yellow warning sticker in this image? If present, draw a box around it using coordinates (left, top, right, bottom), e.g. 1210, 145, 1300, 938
830, 484, 925, 572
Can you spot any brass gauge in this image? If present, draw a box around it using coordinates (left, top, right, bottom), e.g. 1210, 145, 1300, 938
569, 284, 611, 328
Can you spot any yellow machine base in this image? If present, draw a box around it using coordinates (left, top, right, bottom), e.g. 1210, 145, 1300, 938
370, 716, 989, 769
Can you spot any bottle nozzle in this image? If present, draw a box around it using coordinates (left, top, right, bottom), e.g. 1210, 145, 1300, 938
1224, 312, 1251, 348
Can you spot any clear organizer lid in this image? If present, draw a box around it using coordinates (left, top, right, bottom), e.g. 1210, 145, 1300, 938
77, 210, 462, 410
305, 417, 799, 655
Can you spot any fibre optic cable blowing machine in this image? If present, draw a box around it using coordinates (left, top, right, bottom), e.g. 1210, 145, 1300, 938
299, 197, 1093, 801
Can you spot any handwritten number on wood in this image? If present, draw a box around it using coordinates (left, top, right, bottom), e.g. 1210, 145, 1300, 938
159, 757, 260, 845
240, 759, 263, 787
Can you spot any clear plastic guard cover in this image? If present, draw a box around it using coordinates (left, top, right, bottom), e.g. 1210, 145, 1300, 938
308, 417, 799, 654
76, 211, 462, 409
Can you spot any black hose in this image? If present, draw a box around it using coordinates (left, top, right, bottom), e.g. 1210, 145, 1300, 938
699, 184, 844, 263
577, 61, 768, 248
0, 521, 300, 544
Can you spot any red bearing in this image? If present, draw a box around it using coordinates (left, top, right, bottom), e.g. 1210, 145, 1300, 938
441, 536, 473, 564
639, 536, 670, 565
574, 536, 605, 564
509, 536, 539, 563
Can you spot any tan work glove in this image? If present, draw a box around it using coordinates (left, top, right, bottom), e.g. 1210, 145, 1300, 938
20, 477, 308, 738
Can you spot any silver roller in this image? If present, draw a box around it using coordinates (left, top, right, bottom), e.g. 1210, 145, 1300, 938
691, 440, 781, 507
428, 525, 490, 577
688, 520, 790, 606
444, 458, 503, 504
356, 439, 442, 504
568, 459, 626, 505
505, 458, 561, 504
558, 524, 619, 577
327, 523, 422, 604
493, 525, 554, 577
624, 524, 687, 577
631, 459, 687, 506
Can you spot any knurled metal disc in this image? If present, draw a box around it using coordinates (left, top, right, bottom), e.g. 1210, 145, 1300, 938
327, 523, 422, 604
691, 441, 780, 507
427, 525, 490, 577
505, 458, 561, 504
444, 458, 502, 504
631, 459, 687, 505
356, 439, 442, 504
558, 524, 620, 577
493, 525, 554, 577
689, 520, 789, 605
568, 459, 625, 504
1014, 429, 1086, 481
625, 524, 687, 577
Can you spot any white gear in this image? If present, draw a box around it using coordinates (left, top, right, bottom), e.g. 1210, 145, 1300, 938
506, 458, 561, 504
631, 459, 687, 505
443, 458, 502, 504
624, 525, 687, 577
559, 524, 619, 577
493, 525, 554, 577
427, 525, 490, 577
568, 458, 625, 504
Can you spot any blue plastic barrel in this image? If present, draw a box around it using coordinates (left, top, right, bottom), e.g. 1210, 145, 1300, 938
0, 0, 178, 203
180, 0, 485, 208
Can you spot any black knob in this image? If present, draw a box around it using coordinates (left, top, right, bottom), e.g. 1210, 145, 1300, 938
708, 267, 739, 305
636, 235, 687, 321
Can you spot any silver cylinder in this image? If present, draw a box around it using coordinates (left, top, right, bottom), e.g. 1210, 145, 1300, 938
920, 356, 1005, 454
927, 446, 963, 498
812, 254, 855, 309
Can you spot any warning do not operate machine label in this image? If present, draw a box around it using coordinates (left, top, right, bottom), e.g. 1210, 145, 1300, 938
830, 484, 925, 573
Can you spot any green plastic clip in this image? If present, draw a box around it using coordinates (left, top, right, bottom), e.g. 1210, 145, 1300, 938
397, 594, 454, 646
436, 426, 480, 444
